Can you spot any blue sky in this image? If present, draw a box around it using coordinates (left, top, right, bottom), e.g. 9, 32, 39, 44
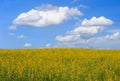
0, 0, 120, 49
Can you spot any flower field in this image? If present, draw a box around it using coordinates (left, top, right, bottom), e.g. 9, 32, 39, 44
0, 48, 120, 81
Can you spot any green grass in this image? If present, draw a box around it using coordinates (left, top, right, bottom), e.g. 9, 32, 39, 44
0, 48, 120, 81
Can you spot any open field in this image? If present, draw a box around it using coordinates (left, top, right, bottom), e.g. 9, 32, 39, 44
0, 48, 120, 81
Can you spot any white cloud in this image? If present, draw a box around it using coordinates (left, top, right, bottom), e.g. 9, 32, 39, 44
87, 32, 120, 43
89, 32, 120, 40
79, 4, 88, 8
107, 29, 120, 33
9, 26, 16, 30
56, 26, 103, 42
56, 35, 80, 42
46, 43, 51, 47
81, 16, 113, 26
24, 43, 32, 47
17, 35, 26, 39
83, 32, 120, 49
55, 16, 114, 48
9, 33, 15, 36
104, 32, 120, 40
67, 26, 103, 39
55, 32, 120, 48
13, 4, 83, 27
71, 0, 77, 3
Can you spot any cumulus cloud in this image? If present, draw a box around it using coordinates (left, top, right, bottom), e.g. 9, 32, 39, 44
17, 35, 26, 39
104, 32, 120, 40
88, 32, 120, 43
56, 34, 80, 42
81, 16, 113, 26
71, 0, 77, 3
55, 32, 120, 48
24, 43, 32, 47
79, 4, 88, 8
56, 26, 103, 42
107, 29, 120, 33
13, 4, 83, 27
85, 32, 120, 49
56, 16, 113, 42
55, 16, 114, 48
67, 26, 103, 39
9, 33, 15, 36
9, 26, 16, 30
46, 43, 51, 47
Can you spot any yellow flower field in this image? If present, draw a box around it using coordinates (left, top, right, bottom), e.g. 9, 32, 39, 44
0, 48, 120, 81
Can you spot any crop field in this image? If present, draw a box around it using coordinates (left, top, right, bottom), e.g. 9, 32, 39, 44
0, 48, 120, 81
